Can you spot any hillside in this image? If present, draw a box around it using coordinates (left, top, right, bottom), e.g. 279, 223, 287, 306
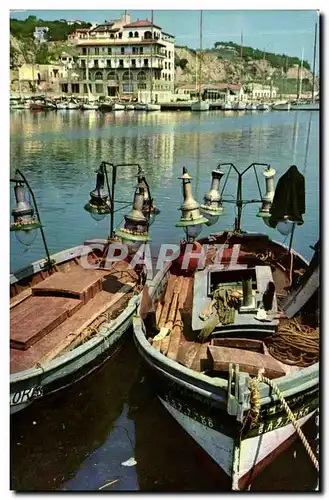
10, 16, 318, 94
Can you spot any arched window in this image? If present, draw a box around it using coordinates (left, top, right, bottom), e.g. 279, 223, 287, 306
137, 71, 146, 81
95, 71, 103, 80
134, 31, 139, 38
110, 34, 114, 39
107, 71, 118, 81
122, 71, 131, 81
129, 31, 133, 38
144, 30, 152, 39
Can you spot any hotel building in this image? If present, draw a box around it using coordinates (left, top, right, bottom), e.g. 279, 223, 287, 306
61, 13, 175, 102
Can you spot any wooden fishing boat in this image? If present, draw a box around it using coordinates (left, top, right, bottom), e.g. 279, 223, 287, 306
10, 162, 159, 414
133, 163, 319, 490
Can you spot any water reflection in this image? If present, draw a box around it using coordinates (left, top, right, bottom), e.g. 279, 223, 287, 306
10, 110, 319, 271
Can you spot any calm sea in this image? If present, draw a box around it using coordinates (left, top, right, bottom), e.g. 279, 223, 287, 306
10, 109, 319, 491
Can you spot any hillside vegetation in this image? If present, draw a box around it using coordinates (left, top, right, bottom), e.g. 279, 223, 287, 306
10, 16, 317, 93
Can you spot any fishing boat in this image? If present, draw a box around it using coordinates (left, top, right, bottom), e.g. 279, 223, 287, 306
191, 11, 209, 112
290, 100, 319, 111
133, 163, 319, 490
67, 99, 80, 110
134, 102, 147, 111
10, 162, 160, 414
99, 102, 113, 112
56, 101, 68, 110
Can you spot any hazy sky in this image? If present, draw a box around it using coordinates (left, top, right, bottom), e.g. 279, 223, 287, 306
10, 9, 320, 70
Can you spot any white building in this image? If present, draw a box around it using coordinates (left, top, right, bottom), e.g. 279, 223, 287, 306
34, 27, 49, 43
61, 13, 175, 102
244, 82, 277, 100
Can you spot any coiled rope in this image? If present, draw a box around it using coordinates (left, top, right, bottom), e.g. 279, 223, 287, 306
247, 371, 319, 472
265, 318, 319, 367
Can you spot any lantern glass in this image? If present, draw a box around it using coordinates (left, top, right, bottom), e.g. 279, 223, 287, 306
277, 219, 295, 235
203, 213, 220, 227
90, 212, 106, 222
184, 224, 203, 240
14, 228, 38, 246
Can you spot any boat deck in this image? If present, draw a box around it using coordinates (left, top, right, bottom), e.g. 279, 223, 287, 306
145, 242, 314, 378
10, 259, 138, 374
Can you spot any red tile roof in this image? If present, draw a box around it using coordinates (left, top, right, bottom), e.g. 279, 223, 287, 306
123, 19, 161, 29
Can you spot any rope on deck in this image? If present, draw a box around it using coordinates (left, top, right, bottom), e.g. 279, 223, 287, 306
248, 372, 319, 472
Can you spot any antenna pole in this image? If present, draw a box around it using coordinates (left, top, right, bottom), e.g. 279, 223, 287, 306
312, 20, 318, 102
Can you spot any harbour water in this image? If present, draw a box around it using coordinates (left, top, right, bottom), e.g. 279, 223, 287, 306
10, 109, 319, 491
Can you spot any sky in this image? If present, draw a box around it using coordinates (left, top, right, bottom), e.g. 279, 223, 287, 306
9, 9, 320, 71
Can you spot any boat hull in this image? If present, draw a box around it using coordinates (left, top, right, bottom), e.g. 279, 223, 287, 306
273, 103, 291, 111
132, 236, 319, 489
290, 102, 319, 111
191, 101, 210, 112
10, 245, 141, 414
145, 103, 161, 112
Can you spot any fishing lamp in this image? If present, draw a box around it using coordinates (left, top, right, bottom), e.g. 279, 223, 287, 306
137, 166, 160, 226
84, 164, 111, 221
257, 166, 276, 220
276, 216, 295, 235
175, 167, 208, 241
11, 184, 41, 246
116, 186, 151, 249
200, 167, 224, 226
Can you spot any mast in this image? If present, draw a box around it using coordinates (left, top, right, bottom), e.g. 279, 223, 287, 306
312, 20, 318, 102
298, 47, 304, 100
239, 31, 243, 101
198, 10, 203, 102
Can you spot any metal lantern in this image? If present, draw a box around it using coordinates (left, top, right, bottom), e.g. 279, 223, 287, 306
11, 184, 41, 246
84, 165, 111, 221
116, 186, 151, 248
200, 167, 224, 226
175, 167, 208, 241
257, 166, 276, 219
137, 166, 160, 226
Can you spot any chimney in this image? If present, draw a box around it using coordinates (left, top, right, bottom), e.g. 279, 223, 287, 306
121, 13, 131, 24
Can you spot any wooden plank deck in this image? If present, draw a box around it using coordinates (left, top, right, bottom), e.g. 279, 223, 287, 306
10, 296, 82, 351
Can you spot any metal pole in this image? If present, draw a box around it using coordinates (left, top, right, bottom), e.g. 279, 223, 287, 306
15, 169, 53, 268
312, 21, 318, 102
110, 165, 117, 239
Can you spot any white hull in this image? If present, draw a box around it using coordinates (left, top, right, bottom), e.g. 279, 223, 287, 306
233, 102, 246, 110
56, 102, 68, 109
257, 104, 270, 111
160, 395, 315, 489
82, 103, 99, 110
246, 104, 257, 111
290, 102, 319, 111
134, 103, 147, 111
191, 101, 210, 112
145, 103, 161, 112
125, 104, 135, 110
112, 103, 126, 111
67, 103, 79, 110
222, 102, 233, 110
273, 103, 291, 111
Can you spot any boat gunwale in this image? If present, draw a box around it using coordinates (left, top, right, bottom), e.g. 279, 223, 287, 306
10, 242, 142, 384
133, 233, 318, 407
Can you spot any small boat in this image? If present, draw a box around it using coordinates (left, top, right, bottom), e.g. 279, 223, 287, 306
81, 102, 99, 110
145, 103, 161, 112
10, 99, 25, 110
222, 102, 233, 111
67, 99, 80, 110
290, 101, 319, 111
10, 163, 160, 414
112, 102, 126, 111
191, 100, 209, 112
272, 102, 291, 111
245, 103, 257, 111
257, 103, 270, 111
232, 101, 246, 111
134, 102, 147, 111
125, 103, 135, 111
98, 102, 113, 112
56, 101, 68, 110
133, 164, 319, 490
